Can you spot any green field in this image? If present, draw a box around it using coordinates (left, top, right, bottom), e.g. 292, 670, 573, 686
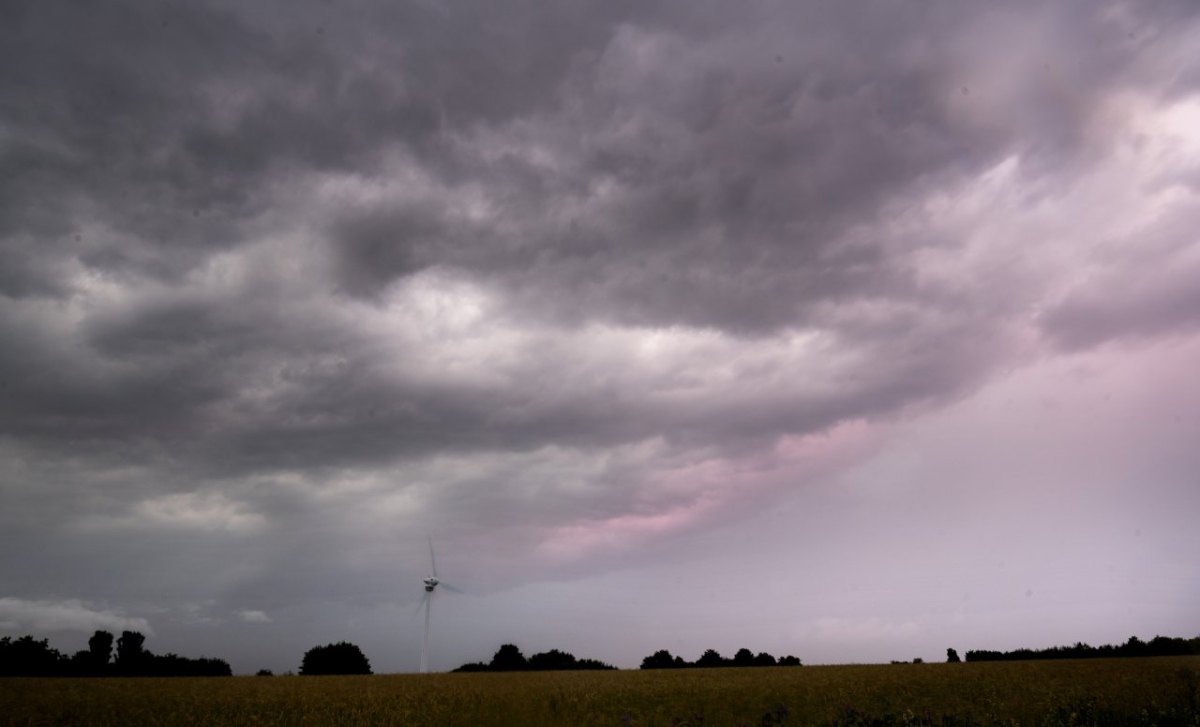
3, 657, 1198, 726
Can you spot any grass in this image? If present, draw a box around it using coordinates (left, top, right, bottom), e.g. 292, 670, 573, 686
1, 656, 1197, 726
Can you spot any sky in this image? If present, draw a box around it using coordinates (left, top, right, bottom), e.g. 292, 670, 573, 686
1, 0, 1199, 675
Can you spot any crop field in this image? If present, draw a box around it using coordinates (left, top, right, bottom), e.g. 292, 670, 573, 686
2, 656, 1198, 726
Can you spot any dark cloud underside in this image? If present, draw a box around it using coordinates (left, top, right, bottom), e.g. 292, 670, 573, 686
2, 0, 1198, 672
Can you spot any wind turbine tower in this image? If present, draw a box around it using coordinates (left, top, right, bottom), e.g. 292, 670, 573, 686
419, 537, 443, 673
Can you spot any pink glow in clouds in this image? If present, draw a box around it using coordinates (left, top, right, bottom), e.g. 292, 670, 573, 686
535, 419, 884, 562
3, 0, 1199, 674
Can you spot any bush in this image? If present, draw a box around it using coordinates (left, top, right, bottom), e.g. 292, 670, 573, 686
299, 642, 372, 675
455, 645, 616, 672
489, 644, 527, 671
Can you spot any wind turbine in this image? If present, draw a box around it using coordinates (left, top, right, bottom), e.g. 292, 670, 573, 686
417, 536, 458, 673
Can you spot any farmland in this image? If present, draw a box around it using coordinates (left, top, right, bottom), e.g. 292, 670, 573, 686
2, 656, 1198, 726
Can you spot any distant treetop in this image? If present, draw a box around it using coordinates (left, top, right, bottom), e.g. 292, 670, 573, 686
639, 648, 801, 669
299, 642, 372, 675
452, 644, 615, 673
0, 631, 230, 677
965, 635, 1199, 663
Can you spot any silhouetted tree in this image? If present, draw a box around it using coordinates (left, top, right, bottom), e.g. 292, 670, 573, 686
489, 643, 527, 671
452, 662, 491, 672
753, 652, 778, 667
732, 648, 755, 667
947, 648, 961, 663
528, 649, 577, 671
151, 652, 232, 676
62, 630, 114, 676
69, 649, 92, 675
455, 644, 612, 672
116, 630, 144, 660
522, 649, 615, 671
89, 631, 114, 670
696, 649, 727, 668
1147, 636, 1193, 656
573, 657, 616, 670
299, 642, 372, 675
965, 634, 1200, 662
115, 631, 151, 675
1124, 636, 1146, 656
0, 636, 67, 676
1, 630, 229, 677
640, 649, 679, 669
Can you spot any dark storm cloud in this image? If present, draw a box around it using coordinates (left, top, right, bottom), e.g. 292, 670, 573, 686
3, 0, 1199, 667
1, 0, 1193, 480
0, 0, 537, 289
2, 0, 1193, 467
320, 0, 1193, 334
0, 0, 1179, 301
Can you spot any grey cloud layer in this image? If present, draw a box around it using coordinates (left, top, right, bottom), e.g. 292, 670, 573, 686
2, 0, 1199, 634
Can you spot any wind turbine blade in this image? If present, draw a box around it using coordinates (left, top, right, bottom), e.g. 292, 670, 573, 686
439, 582, 465, 595
412, 591, 430, 619
428, 536, 438, 578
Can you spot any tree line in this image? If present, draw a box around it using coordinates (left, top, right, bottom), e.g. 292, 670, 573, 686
8, 629, 1197, 676
453, 644, 616, 672
640, 648, 802, 669
0, 630, 231, 677
964, 635, 1200, 663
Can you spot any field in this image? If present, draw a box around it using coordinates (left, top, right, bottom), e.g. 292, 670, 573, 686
2, 657, 1198, 726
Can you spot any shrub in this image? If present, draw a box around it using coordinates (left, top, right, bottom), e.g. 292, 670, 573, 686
299, 642, 372, 675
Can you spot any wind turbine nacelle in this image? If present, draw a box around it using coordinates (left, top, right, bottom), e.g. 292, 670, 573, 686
424, 577, 439, 592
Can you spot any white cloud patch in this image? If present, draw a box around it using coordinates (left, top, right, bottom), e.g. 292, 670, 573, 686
80, 492, 266, 533
0, 598, 153, 635
134, 492, 265, 532
238, 610, 271, 624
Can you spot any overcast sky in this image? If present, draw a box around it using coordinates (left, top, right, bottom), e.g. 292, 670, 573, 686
2, 0, 1199, 674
